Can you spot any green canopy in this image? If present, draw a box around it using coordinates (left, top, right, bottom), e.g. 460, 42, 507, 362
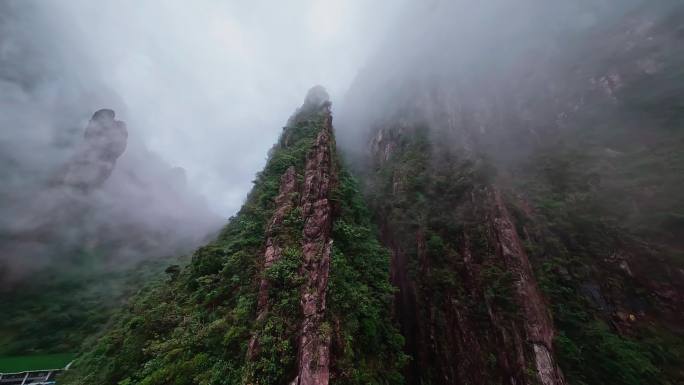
0, 353, 75, 373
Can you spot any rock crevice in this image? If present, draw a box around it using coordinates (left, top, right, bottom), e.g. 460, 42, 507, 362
487, 188, 565, 385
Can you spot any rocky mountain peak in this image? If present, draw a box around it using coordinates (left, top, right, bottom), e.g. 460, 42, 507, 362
303, 85, 330, 109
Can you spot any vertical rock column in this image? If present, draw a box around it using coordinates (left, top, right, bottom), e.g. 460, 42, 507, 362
295, 113, 335, 385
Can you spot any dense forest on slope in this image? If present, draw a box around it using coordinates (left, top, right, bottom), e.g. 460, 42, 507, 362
0, 258, 177, 356
3, 2, 684, 385
62, 88, 405, 385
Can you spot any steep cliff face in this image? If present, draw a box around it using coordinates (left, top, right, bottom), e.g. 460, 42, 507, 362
63, 87, 405, 385
359, 115, 683, 385
363, 128, 568, 384
340, 2, 684, 384
487, 188, 564, 385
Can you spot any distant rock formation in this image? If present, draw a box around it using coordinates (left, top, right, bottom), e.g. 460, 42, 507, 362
1, 107, 219, 287
59, 109, 128, 191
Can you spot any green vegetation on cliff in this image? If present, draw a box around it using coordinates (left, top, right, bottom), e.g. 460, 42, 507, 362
354, 109, 684, 385
516, 141, 684, 385
62, 94, 404, 385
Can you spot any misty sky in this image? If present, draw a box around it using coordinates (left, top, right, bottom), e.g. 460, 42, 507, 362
8, 0, 405, 216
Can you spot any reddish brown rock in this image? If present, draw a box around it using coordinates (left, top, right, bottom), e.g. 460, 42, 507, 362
295, 113, 335, 385
246, 89, 336, 385
488, 188, 565, 385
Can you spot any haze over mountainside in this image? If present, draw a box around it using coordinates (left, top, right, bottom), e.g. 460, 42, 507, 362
2, 1, 684, 385
0, 106, 222, 355
338, 1, 684, 384
0, 1, 222, 354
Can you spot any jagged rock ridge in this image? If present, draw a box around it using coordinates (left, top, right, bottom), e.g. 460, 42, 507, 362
62, 88, 405, 385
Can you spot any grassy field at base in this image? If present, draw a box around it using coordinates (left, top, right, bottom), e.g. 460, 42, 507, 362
0, 353, 75, 373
